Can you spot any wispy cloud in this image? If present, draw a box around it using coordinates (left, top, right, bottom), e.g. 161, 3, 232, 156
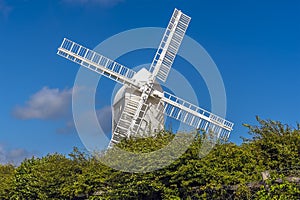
0, 0, 12, 18
97, 106, 112, 134
63, 0, 124, 7
57, 106, 112, 134
13, 86, 113, 135
13, 87, 72, 120
0, 144, 35, 165
56, 120, 77, 134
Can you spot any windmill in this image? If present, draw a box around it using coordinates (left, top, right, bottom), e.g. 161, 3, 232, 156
57, 8, 234, 148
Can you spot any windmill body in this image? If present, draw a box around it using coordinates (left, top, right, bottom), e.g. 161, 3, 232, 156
112, 68, 164, 138
57, 8, 234, 148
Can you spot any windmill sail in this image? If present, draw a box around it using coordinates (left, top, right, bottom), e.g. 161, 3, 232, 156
57, 8, 234, 148
150, 8, 191, 82
159, 92, 234, 141
57, 38, 138, 87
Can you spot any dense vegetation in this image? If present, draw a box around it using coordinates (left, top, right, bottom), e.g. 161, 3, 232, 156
0, 117, 299, 199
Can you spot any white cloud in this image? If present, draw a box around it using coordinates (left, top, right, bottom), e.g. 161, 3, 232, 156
13, 86, 113, 136
0, 144, 35, 165
13, 87, 72, 120
63, 0, 124, 7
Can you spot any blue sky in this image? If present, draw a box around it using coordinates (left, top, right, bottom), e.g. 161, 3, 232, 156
0, 0, 299, 164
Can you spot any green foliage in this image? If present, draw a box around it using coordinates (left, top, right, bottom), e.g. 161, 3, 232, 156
244, 116, 300, 170
0, 164, 15, 199
0, 118, 299, 199
254, 173, 300, 200
11, 153, 83, 199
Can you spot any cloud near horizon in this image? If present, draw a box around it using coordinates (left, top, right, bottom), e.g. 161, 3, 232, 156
0, 144, 35, 165
13, 87, 72, 120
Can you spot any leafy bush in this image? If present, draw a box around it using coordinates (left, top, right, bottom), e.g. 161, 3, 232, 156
0, 118, 299, 199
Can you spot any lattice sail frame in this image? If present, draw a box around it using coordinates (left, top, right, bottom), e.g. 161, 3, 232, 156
150, 8, 191, 82
160, 92, 233, 140
58, 38, 138, 87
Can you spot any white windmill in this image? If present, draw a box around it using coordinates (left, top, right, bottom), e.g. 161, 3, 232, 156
57, 8, 234, 148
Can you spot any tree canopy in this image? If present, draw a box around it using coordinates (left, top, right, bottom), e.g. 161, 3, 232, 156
1, 118, 299, 199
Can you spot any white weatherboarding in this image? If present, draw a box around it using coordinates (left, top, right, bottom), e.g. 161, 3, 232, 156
57, 8, 234, 148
